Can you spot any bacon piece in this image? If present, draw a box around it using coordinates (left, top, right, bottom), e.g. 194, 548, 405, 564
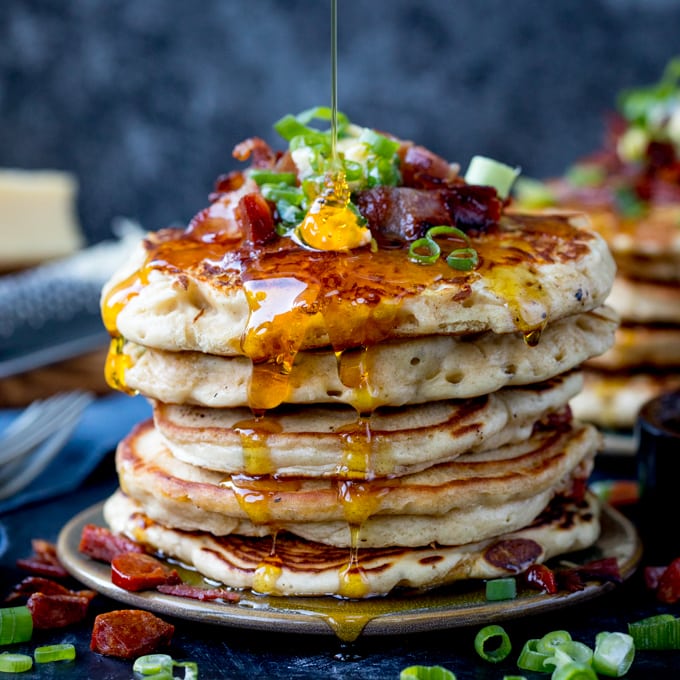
484, 538, 542, 573
91, 610, 174, 659
656, 558, 680, 604
27, 592, 91, 629
558, 557, 622, 593
79, 524, 146, 564
111, 553, 181, 592
524, 563, 558, 594
157, 583, 240, 602
235, 192, 276, 246
16, 539, 68, 579
398, 143, 462, 189
211, 170, 246, 199
5, 576, 95, 604
355, 185, 502, 246
232, 136, 277, 168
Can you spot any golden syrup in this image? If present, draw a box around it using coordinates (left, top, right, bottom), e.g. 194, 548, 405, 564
101, 268, 148, 335
296, 173, 371, 251
336, 417, 373, 479
104, 337, 134, 393
337, 525, 370, 599
253, 553, 284, 595
232, 416, 282, 476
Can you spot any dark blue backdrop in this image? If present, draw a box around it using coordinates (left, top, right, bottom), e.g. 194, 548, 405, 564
1, 0, 678, 243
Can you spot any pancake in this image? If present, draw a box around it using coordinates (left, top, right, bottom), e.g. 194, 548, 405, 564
607, 275, 680, 324
120, 307, 617, 410
153, 371, 583, 478
586, 325, 680, 371
104, 490, 601, 597
571, 369, 680, 430
116, 419, 598, 547
102, 211, 614, 360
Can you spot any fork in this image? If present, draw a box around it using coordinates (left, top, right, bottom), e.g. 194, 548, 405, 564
0, 391, 94, 500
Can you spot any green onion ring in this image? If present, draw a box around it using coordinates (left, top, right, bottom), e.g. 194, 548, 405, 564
550, 661, 598, 680
593, 631, 635, 677
425, 225, 471, 244
399, 665, 457, 679
133, 654, 174, 676
0, 606, 33, 645
34, 644, 76, 663
474, 624, 512, 663
447, 247, 479, 271
0, 653, 33, 673
408, 237, 440, 265
536, 629, 573, 655
517, 639, 550, 672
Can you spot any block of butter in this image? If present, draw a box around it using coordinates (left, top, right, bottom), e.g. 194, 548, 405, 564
0, 169, 84, 271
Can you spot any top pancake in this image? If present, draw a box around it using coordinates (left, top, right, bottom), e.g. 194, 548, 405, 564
101, 210, 614, 359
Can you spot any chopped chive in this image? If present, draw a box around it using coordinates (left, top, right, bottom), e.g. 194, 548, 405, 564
0, 653, 33, 673
474, 624, 512, 663
485, 577, 517, 601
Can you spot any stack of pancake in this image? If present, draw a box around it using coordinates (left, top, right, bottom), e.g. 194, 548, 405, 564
525, 61, 680, 432
100, 117, 617, 598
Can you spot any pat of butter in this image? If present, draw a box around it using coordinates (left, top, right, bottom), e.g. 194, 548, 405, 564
0, 169, 84, 270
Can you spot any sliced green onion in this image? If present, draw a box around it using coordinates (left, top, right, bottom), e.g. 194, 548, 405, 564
550, 662, 598, 680
359, 128, 400, 159
513, 177, 556, 208
592, 631, 635, 677
426, 225, 471, 243
544, 642, 593, 671
517, 639, 551, 672
628, 613, 680, 649
260, 185, 304, 205
447, 248, 479, 271
503, 677, 528, 680
408, 237, 440, 265
0, 606, 33, 645
536, 629, 573, 655
485, 577, 517, 601
296, 105, 349, 128
474, 624, 512, 663
400, 665, 456, 680
0, 653, 33, 673
34, 644, 76, 663
273, 114, 313, 142
174, 660, 199, 680
249, 170, 297, 186
465, 155, 520, 199
133, 654, 174, 675
565, 163, 606, 188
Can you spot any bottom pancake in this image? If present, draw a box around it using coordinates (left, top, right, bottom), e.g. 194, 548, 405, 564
104, 490, 601, 598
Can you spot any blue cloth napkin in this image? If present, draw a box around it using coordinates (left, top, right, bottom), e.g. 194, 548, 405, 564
0, 393, 151, 515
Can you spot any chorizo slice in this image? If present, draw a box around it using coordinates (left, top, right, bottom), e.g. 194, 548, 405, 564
111, 552, 180, 592
79, 524, 145, 563
27, 592, 91, 629
91, 610, 174, 659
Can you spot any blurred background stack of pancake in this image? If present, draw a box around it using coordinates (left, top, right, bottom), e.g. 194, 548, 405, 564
99, 115, 618, 598
516, 59, 680, 439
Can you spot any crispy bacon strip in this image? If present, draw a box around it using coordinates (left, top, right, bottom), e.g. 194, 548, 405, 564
5, 576, 95, 604
232, 136, 277, 168
16, 539, 68, 579
157, 583, 240, 602
91, 610, 174, 659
